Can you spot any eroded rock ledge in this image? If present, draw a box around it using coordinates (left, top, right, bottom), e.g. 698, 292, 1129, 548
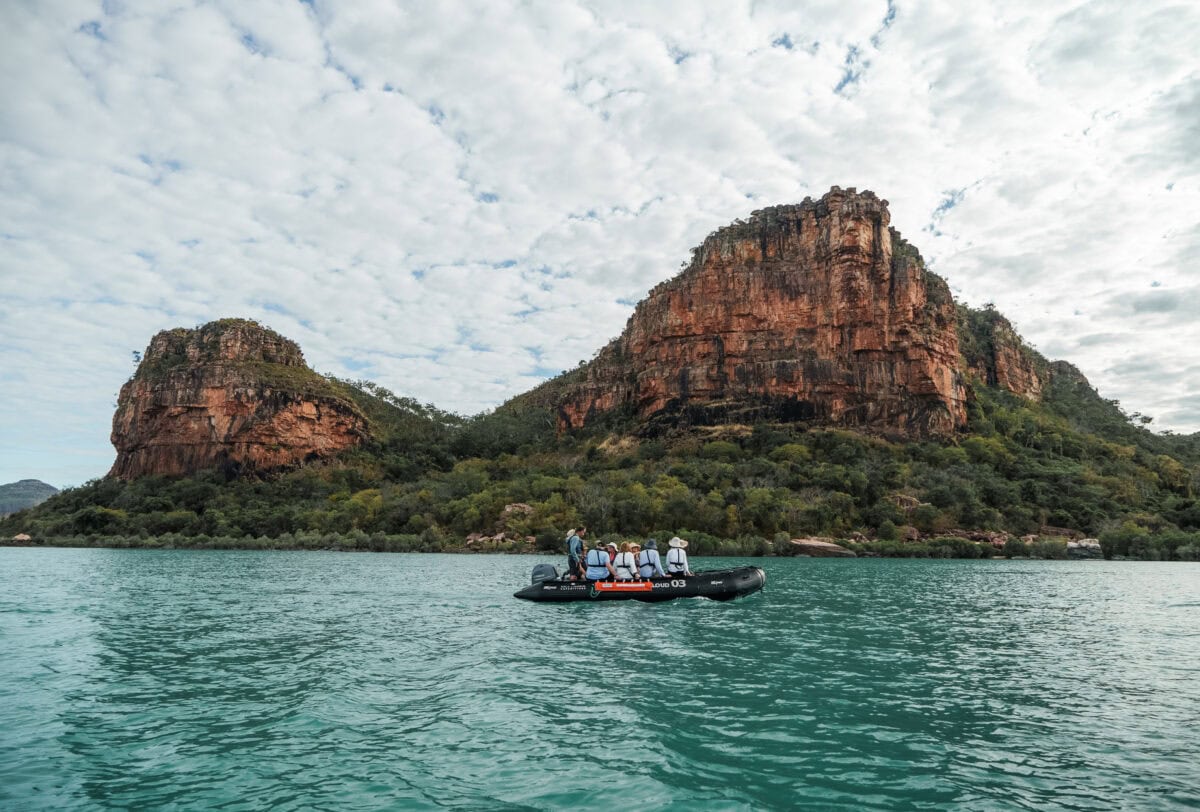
558, 187, 969, 437
110, 319, 368, 479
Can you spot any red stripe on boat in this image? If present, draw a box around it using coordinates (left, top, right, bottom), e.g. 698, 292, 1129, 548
595, 581, 653, 591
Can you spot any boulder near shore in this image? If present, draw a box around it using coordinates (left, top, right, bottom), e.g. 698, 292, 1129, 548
789, 538, 857, 557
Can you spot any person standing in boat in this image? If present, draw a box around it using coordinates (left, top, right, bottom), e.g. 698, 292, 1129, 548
638, 538, 667, 579
666, 537, 693, 577
612, 542, 640, 581
584, 540, 616, 581
565, 527, 586, 580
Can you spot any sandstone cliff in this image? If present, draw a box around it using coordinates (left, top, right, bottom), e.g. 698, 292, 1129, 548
110, 319, 368, 479
958, 306, 1047, 400
558, 187, 969, 436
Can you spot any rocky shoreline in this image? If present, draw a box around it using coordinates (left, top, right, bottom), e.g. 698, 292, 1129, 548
1, 532, 1121, 560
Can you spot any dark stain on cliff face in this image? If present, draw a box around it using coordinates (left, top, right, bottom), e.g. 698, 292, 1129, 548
713, 335, 727, 393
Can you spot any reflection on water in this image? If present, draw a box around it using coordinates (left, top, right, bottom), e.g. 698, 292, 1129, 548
1, 550, 1197, 810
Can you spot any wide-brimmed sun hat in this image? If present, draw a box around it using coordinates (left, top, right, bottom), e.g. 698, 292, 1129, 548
668, 537, 688, 549
644, 539, 657, 549
605, 541, 618, 549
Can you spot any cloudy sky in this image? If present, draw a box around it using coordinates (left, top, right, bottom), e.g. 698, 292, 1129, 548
2, 0, 1198, 487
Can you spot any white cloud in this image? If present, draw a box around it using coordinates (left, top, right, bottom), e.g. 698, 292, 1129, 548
1, 0, 1198, 486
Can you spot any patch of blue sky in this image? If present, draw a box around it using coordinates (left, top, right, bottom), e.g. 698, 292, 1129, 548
492, 259, 517, 269
241, 32, 266, 55
933, 188, 965, 216
477, 192, 499, 203
667, 44, 691, 64
834, 46, 864, 95
324, 55, 362, 90
771, 33, 793, 50
532, 366, 560, 378
926, 188, 966, 235
339, 357, 372, 372
137, 154, 181, 171
871, 1, 897, 48
78, 21, 105, 40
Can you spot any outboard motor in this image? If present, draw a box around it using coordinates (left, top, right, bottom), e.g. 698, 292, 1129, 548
530, 564, 560, 585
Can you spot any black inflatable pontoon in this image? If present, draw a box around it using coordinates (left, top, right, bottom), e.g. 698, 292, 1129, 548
513, 566, 766, 603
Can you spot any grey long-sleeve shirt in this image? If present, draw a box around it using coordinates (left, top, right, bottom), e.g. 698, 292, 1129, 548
638, 549, 666, 578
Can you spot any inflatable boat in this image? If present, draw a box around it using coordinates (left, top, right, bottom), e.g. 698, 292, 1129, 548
513, 565, 766, 603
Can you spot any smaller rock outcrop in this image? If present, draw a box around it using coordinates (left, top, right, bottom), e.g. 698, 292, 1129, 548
959, 307, 1047, 399
110, 319, 368, 479
1067, 538, 1103, 559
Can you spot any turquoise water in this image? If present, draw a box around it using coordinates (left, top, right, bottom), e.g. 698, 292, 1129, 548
1, 550, 1197, 810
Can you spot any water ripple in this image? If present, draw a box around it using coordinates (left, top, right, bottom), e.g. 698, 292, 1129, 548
1, 551, 1198, 809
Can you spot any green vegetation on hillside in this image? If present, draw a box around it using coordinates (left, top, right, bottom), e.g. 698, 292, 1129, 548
5, 364, 1199, 560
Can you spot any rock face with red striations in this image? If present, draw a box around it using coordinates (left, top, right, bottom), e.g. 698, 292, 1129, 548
558, 187, 968, 437
110, 319, 368, 479
961, 309, 1046, 400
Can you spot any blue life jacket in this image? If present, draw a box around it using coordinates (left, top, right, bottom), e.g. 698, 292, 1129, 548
638, 549, 662, 577
585, 549, 610, 579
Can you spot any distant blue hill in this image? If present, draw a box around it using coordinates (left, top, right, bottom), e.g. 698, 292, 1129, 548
0, 480, 59, 516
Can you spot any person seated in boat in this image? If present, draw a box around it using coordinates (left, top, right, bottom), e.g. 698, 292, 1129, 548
628, 542, 643, 579
612, 541, 640, 581
583, 541, 616, 581
666, 537, 693, 577
638, 538, 667, 578
565, 527, 586, 580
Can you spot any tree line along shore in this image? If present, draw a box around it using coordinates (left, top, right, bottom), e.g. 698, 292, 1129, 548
4, 529, 1196, 562
4, 373, 1199, 563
